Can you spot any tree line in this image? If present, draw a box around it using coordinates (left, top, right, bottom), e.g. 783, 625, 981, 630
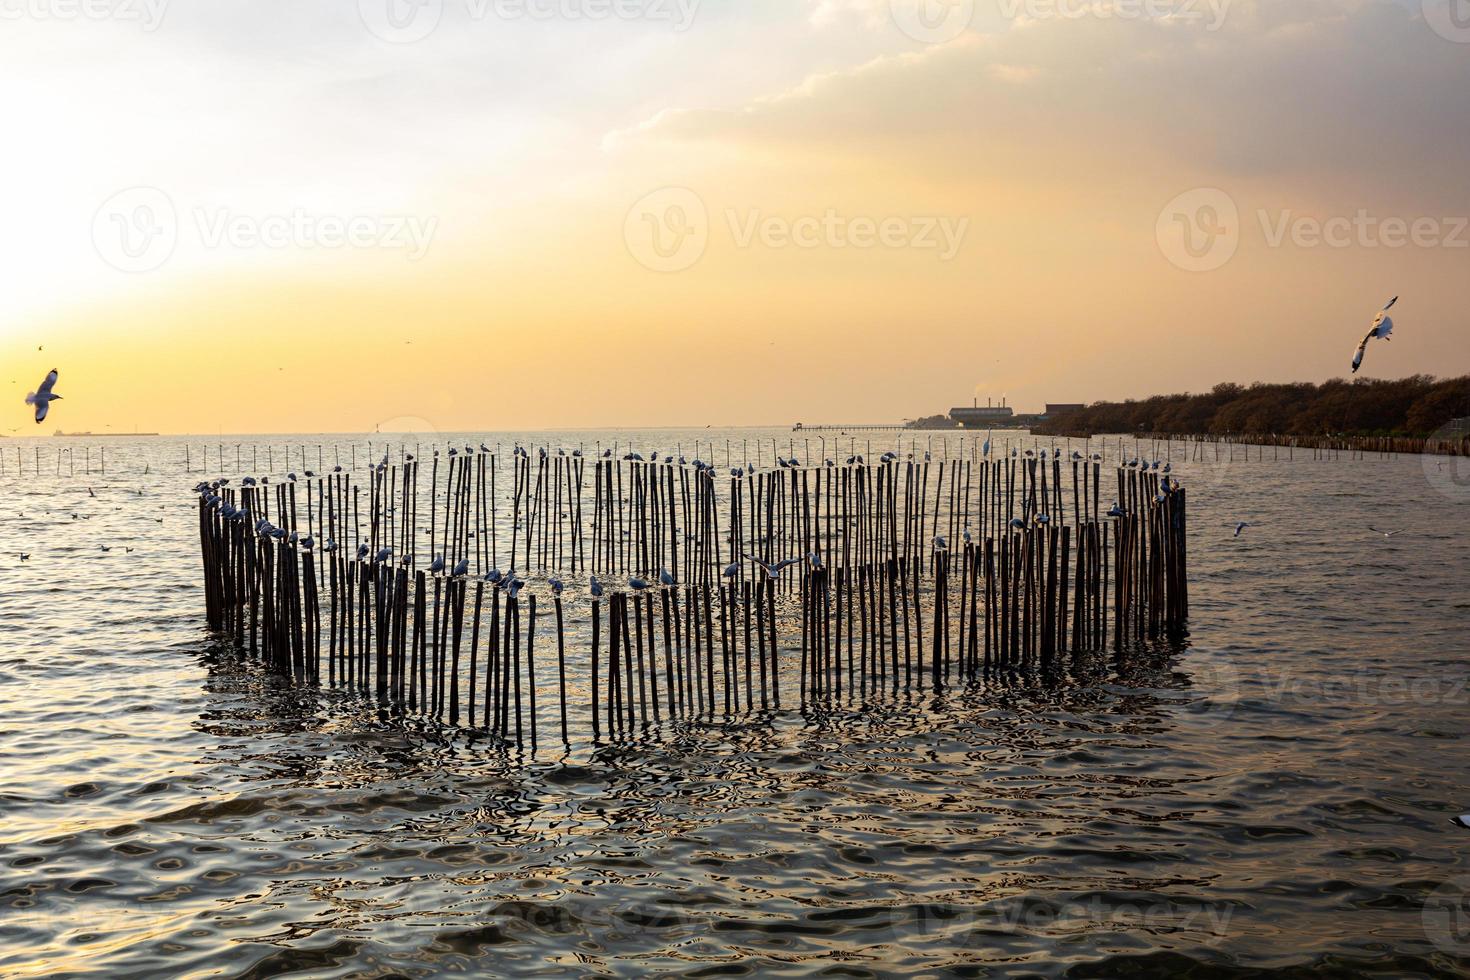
1033, 375, 1470, 438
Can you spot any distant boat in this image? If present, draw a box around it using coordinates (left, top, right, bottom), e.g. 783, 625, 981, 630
54, 430, 159, 437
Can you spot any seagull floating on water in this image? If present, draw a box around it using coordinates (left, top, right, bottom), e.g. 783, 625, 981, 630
1351, 296, 1396, 374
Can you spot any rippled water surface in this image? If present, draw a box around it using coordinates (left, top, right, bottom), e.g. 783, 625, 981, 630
3, 430, 1468, 978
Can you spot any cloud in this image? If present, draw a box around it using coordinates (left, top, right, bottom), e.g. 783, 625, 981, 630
627, 0, 1470, 209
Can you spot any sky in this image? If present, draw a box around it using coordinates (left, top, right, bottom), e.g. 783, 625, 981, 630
1, 0, 1468, 434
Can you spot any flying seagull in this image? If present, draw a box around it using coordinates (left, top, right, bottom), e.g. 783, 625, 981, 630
1233, 522, 1251, 538
1351, 296, 1396, 374
1367, 526, 1403, 538
24, 369, 61, 424
743, 553, 802, 580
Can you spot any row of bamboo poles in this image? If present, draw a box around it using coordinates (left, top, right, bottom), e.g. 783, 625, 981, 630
196, 451, 1188, 748
10, 425, 1465, 480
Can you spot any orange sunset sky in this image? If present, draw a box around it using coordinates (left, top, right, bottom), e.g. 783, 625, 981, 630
2, 0, 1468, 434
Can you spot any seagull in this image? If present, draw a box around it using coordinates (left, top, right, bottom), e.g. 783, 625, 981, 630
658, 568, 677, 587
933, 535, 948, 551
374, 546, 392, 563
356, 543, 370, 560
743, 553, 802, 580
88, 487, 95, 498
19, 553, 30, 561
428, 555, 445, 573
807, 551, 824, 570
629, 576, 651, 591
1107, 503, 1125, 518
99, 545, 111, 552
24, 369, 61, 424
1008, 518, 1026, 530
549, 577, 564, 595
589, 575, 604, 597
1367, 527, 1403, 538
1352, 296, 1397, 374
452, 558, 470, 577
722, 561, 740, 578
1232, 522, 1251, 538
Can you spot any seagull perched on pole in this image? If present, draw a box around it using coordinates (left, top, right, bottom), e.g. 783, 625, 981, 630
1351, 296, 1396, 374
24, 369, 61, 424
452, 558, 470, 577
